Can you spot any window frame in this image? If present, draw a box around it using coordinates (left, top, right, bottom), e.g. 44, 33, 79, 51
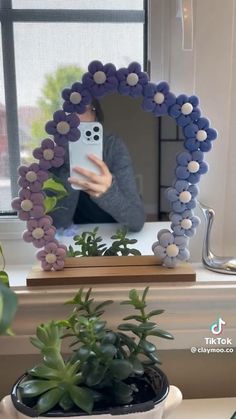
0, 0, 148, 214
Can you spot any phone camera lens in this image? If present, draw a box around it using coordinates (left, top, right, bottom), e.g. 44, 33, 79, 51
93, 126, 99, 132
94, 135, 99, 141
86, 130, 91, 136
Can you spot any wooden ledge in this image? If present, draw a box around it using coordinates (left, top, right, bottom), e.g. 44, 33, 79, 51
26, 256, 196, 286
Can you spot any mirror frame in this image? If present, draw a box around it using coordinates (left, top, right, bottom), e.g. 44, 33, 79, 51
12, 60, 217, 270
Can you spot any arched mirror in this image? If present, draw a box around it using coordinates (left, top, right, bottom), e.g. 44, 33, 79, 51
11, 61, 217, 271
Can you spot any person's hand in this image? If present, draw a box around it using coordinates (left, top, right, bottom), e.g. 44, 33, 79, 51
68, 154, 112, 198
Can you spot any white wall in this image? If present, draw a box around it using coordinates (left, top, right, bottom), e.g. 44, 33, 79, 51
150, 0, 236, 257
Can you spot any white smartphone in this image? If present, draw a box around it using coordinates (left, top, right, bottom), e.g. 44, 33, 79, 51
69, 121, 103, 190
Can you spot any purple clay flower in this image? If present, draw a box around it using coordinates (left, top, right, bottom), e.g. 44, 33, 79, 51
175, 150, 208, 184
33, 138, 65, 170
23, 215, 56, 248
152, 229, 189, 267
169, 94, 201, 127
183, 117, 218, 152
36, 240, 67, 271
18, 163, 48, 192
117, 62, 149, 98
166, 180, 198, 213
62, 82, 92, 114
45, 110, 80, 147
142, 82, 176, 116
82, 60, 118, 98
11, 189, 45, 221
170, 210, 200, 237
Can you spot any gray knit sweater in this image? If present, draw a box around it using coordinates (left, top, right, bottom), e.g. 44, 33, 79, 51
51, 134, 146, 232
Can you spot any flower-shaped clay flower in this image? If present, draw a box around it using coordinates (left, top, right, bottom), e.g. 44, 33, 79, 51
45, 110, 80, 146
166, 180, 198, 213
33, 138, 65, 170
18, 163, 48, 192
170, 210, 200, 237
11, 189, 45, 221
23, 216, 56, 248
169, 94, 201, 127
175, 151, 208, 184
62, 82, 92, 114
36, 240, 67, 271
117, 62, 149, 98
82, 60, 118, 97
183, 117, 217, 152
142, 82, 176, 116
152, 229, 189, 267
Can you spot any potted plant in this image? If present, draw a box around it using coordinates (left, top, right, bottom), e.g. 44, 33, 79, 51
0, 287, 182, 418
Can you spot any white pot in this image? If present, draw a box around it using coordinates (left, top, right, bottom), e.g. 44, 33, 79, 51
0, 386, 182, 419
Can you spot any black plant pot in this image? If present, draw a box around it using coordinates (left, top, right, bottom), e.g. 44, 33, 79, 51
10, 367, 171, 418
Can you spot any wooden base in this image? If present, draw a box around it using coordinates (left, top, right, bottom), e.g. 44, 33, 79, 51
26, 256, 196, 286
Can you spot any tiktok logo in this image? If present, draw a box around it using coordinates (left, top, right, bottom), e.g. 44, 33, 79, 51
210, 317, 226, 335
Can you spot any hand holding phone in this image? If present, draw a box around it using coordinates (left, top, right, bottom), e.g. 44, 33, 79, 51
69, 122, 103, 190
68, 122, 112, 197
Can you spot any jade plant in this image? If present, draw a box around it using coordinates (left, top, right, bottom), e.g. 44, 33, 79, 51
0, 243, 18, 335
19, 287, 173, 415
67, 226, 141, 257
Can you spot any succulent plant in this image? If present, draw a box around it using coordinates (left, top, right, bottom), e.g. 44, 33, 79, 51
19, 287, 173, 415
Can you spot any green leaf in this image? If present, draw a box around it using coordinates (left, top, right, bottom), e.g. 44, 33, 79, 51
59, 393, 74, 411
102, 331, 116, 344
94, 300, 113, 312
110, 359, 133, 380
85, 364, 107, 386
112, 381, 133, 404
139, 339, 156, 353
36, 387, 64, 414
69, 385, 94, 414
122, 315, 144, 322
20, 379, 58, 397
0, 271, 9, 286
145, 351, 162, 364
43, 177, 68, 196
128, 356, 144, 375
147, 309, 165, 318
118, 323, 139, 334
0, 282, 18, 334
147, 328, 174, 340
129, 249, 141, 255
100, 343, 117, 359
43, 196, 57, 213
76, 346, 91, 361
136, 322, 156, 332
142, 286, 149, 302
29, 364, 60, 380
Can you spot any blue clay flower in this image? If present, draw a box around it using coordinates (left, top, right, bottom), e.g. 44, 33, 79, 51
117, 62, 149, 98
183, 117, 217, 152
152, 229, 189, 267
169, 94, 201, 127
170, 210, 200, 237
45, 110, 80, 146
82, 60, 118, 97
175, 150, 208, 184
62, 82, 92, 114
166, 180, 198, 213
142, 81, 176, 116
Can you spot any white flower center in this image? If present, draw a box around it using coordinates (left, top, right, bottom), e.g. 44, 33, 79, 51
93, 71, 106, 84
56, 121, 70, 135
181, 102, 193, 115
45, 253, 57, 264
21, 199, 33, 211
126, 73, 139, 86
43, 148, 54, 161
32, 227, 45, 239
25, 171, 37, 182
154, 92, 165, 104
70, 91, 82, 104
196, 129, 207, 141
179, 191, 191, 203
187, 161, 200, 173
181, 218, 192, 230
166, 244, 179, 257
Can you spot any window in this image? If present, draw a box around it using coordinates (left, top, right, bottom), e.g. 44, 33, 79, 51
0, 0, 147, 214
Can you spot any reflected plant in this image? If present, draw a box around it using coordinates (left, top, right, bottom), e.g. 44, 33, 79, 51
68, 227, 141, 257
42, 175, 69, 214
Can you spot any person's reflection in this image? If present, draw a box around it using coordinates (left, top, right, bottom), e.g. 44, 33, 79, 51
51, 99, 145, 232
